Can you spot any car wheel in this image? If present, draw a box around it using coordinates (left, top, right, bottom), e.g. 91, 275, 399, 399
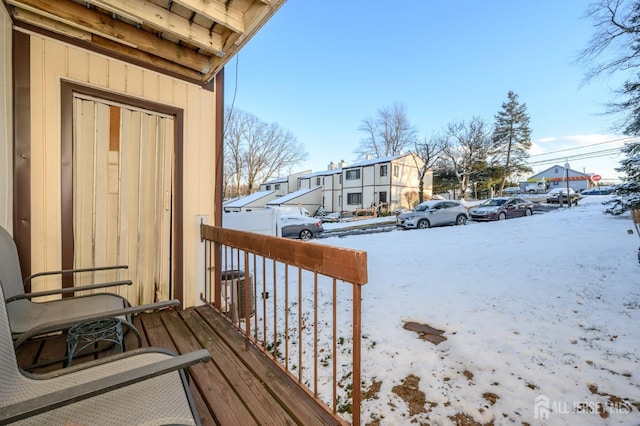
498, 212, 506, 220
417, 219, 430, 229
525, 208, 532, 216
299, 229, 312, 240
455, 214, 467, 225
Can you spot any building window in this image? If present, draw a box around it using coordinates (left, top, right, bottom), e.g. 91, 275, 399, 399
265, 185, 271, 190
339, 175, 342, 184
347, 192, 362, 205
275, 184, 280, 190
346, 169, 360, 180
393, 165, 400, 177
380, 165, 388, 177
379, 191, 387, 204
316, 177, 321, 186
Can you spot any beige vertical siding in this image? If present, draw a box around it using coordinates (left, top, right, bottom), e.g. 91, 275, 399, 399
0, 4, 12, 231
22, 29, 216, 307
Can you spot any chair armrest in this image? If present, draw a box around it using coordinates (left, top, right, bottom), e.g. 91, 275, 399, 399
13, 300, 180, 348
24, 265, 128, 286
6, 280, 133, 303
0, 349, 211, 424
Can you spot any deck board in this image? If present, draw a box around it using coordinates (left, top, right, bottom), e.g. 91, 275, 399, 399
13, 305, 345, 425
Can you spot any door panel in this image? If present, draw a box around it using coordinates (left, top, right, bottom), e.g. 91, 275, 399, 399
72, 96, 174, 305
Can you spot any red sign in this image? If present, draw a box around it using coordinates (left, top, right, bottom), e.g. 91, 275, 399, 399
592, 174, 602, 182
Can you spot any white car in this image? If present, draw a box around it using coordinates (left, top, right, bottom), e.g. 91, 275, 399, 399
396, 200, 468, 229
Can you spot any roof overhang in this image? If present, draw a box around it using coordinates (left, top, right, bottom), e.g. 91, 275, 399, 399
6, 0, 286, 85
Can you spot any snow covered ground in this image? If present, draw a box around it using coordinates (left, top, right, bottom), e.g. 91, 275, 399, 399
319, 195, 640, 425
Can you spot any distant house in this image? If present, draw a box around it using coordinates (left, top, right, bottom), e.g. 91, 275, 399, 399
528, 165, 593, 192
260, 170, 312, 196
266, 187, 323, 216
298, 163, 344, 212
340, 153, 426, 212
223, 191, 277, 213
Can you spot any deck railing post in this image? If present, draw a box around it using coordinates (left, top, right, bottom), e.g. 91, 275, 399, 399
352, 284, 362, 426
213, 241, 222, 309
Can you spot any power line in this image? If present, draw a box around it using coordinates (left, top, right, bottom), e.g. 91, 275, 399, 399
527, 147, 624, 167
528, 136, 635, 158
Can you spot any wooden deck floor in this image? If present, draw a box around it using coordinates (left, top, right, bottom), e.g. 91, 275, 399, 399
14, 305, 346, 426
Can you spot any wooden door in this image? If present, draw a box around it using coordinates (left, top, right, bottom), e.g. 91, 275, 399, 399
72, 95, 174, 305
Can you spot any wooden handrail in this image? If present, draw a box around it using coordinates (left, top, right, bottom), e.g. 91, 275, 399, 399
201, 225, 368, 285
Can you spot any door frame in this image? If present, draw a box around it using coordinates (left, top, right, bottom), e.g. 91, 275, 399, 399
60, 81, 185, 305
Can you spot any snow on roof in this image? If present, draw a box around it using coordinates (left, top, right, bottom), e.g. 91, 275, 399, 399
346, 155, 402, 168
262, 176, 288, 184
266, 186, 321, 205
223, 190, 275, 208
299, 169, 342, 178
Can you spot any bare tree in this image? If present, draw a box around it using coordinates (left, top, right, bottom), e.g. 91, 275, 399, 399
224, 108, 246, 197
356, 103, 417, 159
443, 117, 492, 200
223, 108, 308, 196
412, 133, 447, 203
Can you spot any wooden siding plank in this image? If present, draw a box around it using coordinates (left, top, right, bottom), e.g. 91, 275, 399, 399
67, 46, 87, 81
177, 308, 292, 425
125, 64, 143, 97
88, 53, 108, 87
41, 39, 66, 288
107, 60, 126, 92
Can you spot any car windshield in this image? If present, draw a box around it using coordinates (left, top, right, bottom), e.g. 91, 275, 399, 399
414, 202, 437, 212
480, 198, 506, 207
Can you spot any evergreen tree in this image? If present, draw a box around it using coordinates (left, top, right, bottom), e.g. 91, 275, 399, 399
491, 91, 532, 195
604, 141, 640, 215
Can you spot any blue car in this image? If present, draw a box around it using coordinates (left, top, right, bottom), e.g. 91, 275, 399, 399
581, 187, 614, 195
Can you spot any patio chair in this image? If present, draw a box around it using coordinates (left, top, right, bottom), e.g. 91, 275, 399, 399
0, 225, 178, 355
0, 282, 212, 425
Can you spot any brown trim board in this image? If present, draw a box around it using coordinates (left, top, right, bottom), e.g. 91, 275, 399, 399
13, 30, 31, 287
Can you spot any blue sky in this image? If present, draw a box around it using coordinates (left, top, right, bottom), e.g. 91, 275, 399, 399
224, 1, 633, 183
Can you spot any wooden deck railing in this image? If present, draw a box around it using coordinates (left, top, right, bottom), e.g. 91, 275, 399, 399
200, 225, 368, 425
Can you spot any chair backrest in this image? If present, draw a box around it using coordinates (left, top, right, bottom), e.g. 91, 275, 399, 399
0, 226, 26, 301
0, 266, 25, 406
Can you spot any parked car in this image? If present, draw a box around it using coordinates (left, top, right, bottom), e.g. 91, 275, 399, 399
546, 187, 580, 204
396, 200, 468, 229
581, 186, 614, 195
524, 182, 547, 193
469, 197, 535, 221
503, 187, 522, 195
280, 216, 323, 240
